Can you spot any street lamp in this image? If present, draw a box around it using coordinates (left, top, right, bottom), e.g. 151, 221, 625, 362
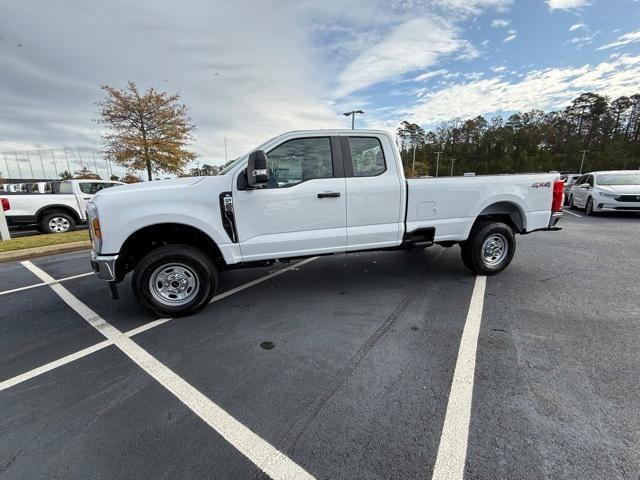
343, 110, 364, 129
435, 151, 443, 177
579, 150, 588, 173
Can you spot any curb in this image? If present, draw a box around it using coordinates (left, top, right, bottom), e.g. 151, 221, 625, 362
0, 241, 91, 263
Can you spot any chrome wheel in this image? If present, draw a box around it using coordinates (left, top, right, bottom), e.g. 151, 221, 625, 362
481, 233, 508, 266
49, 216, 70, 232
149, 263, 200, 306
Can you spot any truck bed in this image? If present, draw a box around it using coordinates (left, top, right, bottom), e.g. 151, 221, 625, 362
406, 173, 559, 241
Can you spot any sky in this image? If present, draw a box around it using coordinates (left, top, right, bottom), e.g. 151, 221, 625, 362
1, 0, 640, 178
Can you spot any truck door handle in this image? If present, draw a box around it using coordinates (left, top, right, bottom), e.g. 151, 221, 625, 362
317, 192, 341, 198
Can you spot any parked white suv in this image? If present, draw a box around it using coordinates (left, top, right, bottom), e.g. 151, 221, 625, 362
568, 171, 640, 215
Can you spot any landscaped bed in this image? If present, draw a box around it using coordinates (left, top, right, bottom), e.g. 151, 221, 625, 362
0, 230, 89, 253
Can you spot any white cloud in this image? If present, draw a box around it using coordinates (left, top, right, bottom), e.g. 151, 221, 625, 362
504, 33, 517, 42
335, 18, 468, 97
596, 29, 640, 50
567, 32, 597, 48
491, 66, 508, 72
432, 0, 513, 16
491, 18, 511, 28
0, 0, 343, 166
569, 23, 586, 31
547, 0, 590, 10
402, 55, 640, 124
410, 69, 449, 82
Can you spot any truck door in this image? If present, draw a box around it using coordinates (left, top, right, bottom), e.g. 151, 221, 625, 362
233, 136, 347, 261
342, 135, 403, 250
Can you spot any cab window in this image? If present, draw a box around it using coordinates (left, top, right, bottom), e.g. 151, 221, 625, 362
265, 137, 333, 188
349, 137, 386, 177
79, 182, 117, 194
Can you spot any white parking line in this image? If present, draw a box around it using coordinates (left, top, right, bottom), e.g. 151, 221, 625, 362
563, 209, 582, 218
0, 272, 93, 296
0, 340, 113, 392
431, 275, 486, 480
1, 259, 318, 392
10, 260, 318, 480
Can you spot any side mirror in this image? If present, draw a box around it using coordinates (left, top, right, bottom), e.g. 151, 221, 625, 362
246, 150, 269, 187
579, 183, 591, 189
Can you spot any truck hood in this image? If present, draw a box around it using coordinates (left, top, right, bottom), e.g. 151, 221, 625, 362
95, 176, 232, 198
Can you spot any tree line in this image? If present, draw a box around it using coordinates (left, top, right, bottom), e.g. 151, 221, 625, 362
397, 92, 640, 177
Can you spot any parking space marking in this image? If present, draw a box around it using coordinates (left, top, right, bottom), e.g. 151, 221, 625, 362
431, 275, 486, 480
563, 209, 582, 218
16, 260, 317, 480
0, 339, 113, 392
1, 259, 318, 392
0, 272, 93, 297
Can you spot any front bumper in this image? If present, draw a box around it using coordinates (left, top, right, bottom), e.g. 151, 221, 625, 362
595, 201, 640, 212
90, 250, 118, 281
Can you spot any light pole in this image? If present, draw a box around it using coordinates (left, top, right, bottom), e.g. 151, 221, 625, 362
412, 144, 417, 174
2, 152, 10, 178
50, 150, 59, 178
343, 110, 364, 129
435, 151, 443, 177
450, 158, 455, 176
579, 150, 588, 173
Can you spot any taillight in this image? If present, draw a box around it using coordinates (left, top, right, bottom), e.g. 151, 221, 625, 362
551, 179, 564, 213
1, 198, 9, 212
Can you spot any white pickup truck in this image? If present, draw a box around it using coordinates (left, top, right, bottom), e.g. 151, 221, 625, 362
1, 179, 122, 233
88, 129, 563, 316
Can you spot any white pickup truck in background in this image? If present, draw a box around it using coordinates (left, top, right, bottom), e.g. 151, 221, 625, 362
88, 129, 563, 316
0, 179, 122, 233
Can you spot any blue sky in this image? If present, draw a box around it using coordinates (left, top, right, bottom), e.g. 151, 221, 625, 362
1, 0, 639, 174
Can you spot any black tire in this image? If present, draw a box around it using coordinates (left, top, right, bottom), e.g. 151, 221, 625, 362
585, 197, 595, 215
40, 211, 76, 234
460, 221, 516, 275
132, 244, 217, 317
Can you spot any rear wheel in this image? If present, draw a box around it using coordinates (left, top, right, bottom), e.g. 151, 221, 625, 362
40, 212, 75, 234
460, 221, 515, 275
132, 244, 217, 317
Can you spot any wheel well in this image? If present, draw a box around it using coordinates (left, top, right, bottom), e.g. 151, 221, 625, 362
117, 223, 225, 281
37, 206, 80, 223
474, 202, 524, 233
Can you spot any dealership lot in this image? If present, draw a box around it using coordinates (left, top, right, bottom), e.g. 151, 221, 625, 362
0, 213, 638, 479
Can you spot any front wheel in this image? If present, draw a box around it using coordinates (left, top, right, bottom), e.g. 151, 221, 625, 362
132, 244, 218, 317
460, 221, 516, 275
585, 197, 595, 215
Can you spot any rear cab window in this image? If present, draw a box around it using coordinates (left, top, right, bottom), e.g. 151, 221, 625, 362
348, 137, 386, 177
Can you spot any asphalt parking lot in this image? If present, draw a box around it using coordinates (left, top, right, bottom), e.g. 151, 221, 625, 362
0, 211, 638, 480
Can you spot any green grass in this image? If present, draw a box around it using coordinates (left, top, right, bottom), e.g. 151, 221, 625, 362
0, 229, 89, 253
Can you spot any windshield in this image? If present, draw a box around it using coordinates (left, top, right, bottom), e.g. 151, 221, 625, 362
597, 173, 640, 186
218, 134, 280, 175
